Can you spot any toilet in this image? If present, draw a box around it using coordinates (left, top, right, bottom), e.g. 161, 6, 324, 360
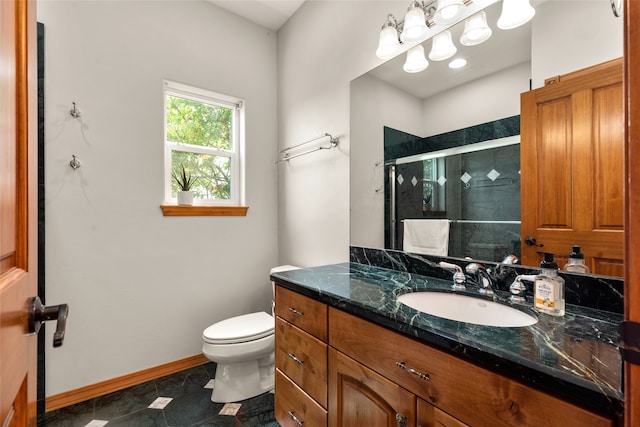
201, 265, 299, 403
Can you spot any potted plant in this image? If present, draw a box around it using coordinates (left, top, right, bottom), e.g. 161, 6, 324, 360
172, 165, 197, 206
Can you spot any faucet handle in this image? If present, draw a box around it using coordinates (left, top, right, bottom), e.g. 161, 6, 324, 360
439, 261, 466, 290
509, 274, 537, 303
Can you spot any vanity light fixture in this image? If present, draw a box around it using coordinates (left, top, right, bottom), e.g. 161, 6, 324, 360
376, 15, 403, 59
404, 45, 430, 73
429, 30, 457, 61
401, 1, 431, 43
433, 0, 466, 25
497, 0, 535, 30
460, 11, 492, 45
376, 0, 535, 74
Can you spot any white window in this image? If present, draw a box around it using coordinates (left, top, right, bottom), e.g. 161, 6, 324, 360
164, 80, 244, 206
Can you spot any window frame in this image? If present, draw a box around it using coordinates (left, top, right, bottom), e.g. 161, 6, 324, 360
163, 80, 245, 207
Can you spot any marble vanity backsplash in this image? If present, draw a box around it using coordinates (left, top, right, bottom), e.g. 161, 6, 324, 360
350, 246, 624, 314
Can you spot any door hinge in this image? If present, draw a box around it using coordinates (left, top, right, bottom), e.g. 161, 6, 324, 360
618, 321, 640, 365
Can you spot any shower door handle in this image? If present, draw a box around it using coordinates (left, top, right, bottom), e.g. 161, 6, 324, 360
28, 296, 69, 347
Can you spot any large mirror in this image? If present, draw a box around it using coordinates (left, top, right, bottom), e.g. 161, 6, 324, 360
350, 0, 623, 273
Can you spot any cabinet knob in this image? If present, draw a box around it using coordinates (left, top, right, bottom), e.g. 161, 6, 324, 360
395, 413, 407, 427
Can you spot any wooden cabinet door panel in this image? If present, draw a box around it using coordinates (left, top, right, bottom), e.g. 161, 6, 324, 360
329, 347, 416, 427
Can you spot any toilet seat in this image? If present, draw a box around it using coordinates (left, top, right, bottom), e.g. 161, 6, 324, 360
203, 311, 274, 345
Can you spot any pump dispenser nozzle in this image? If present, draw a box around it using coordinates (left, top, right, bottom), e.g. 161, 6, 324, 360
564, 245, 590, 273
540, 252, 558, 269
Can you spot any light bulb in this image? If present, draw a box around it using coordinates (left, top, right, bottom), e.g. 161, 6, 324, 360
403, 45, 429, 73
429, 30, 457, 61
401, 2, 430, 43
497, 0, 535, 30
434, 0, 465, 25
376, 17, 402, 59
460, 11, 492, 46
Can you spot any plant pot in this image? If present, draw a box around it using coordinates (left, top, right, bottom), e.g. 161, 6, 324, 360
177, 191, 194, 206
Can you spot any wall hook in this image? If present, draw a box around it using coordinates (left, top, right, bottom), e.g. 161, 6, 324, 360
69, 155, 81, 170
70, 102, 81, 118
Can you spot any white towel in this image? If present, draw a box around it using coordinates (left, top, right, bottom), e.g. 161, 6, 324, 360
403, 219, 450, 256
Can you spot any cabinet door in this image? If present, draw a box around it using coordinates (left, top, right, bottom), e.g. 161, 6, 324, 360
417, 399, 470, 427
520, 58, 624, 275
329, 348, 415, 427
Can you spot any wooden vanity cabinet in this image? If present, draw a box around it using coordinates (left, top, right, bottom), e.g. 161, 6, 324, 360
329, 307, 614, 427
274, 285, 614, 427
274, 286, 328, 426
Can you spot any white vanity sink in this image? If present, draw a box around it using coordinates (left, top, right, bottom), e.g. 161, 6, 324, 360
397, 292, 538, 327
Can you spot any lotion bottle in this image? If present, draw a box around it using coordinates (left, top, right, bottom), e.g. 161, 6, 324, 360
563, 245, 590, 274
534, 253, 565, 316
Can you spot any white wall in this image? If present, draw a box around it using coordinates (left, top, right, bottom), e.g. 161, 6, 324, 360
531, 1, 623, 88
38, 1, 279, 396
422, 62, 531, 137
276, 1, 396, 266
350, 74, 425, 249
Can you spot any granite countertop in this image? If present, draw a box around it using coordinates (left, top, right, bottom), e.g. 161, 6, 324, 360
271, 262, 624, 418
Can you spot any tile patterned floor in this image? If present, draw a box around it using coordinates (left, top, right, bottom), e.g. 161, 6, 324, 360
44, 363, 280, 427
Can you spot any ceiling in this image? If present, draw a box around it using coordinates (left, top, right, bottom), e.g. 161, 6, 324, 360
205, 0, 531, 101
206, 0, 306, 31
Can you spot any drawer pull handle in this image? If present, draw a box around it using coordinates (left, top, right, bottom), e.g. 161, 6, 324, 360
288, 410, 304, 425
396, 361, 430, 381
288, 353, 305, 365
288, 307, 304, 316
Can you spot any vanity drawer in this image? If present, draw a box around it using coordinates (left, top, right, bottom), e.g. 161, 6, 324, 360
275, 285, 327, 341
275, 316, 327, 408
275, 368, 327, 427
329, 307, 613, 427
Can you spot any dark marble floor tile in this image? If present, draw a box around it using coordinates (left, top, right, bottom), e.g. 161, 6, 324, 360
163, 389, 223, 427
43, 399, 95, 427
93, 380, 159, 420
42, 363, 280, 427
236, 393, 276, 425
155, 365, 212, 398
184, 415, 237, 427
106, 407, 168, 426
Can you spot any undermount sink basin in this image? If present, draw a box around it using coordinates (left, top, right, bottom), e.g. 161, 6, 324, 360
397, 292, 538, 327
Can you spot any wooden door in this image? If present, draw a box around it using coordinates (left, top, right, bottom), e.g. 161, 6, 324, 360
624, 0, 639, 425
1, 0, 38, 426
328, 348, 416, 427
520, 58, 624, 276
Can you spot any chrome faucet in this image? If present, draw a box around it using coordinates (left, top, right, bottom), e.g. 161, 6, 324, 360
465, 263, 495, 295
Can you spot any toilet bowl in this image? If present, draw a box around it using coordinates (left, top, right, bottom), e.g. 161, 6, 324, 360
201, 265, 299, 403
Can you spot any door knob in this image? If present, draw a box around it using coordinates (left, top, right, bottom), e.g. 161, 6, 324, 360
28, 296, 69, 347
524, 236, 544, 247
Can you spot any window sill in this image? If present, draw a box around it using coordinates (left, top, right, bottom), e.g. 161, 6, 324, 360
160, 205, 249, 217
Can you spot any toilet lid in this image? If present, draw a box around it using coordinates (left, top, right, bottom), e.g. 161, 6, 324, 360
203, 311, 274, 344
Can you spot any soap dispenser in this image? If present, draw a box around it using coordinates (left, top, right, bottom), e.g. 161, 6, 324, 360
563, 245, 590, 274
534, 253, 565, 316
